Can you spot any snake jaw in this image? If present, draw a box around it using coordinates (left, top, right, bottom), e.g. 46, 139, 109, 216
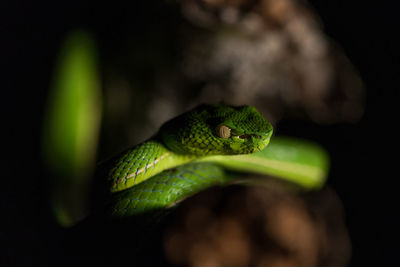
227, 131, 272, 154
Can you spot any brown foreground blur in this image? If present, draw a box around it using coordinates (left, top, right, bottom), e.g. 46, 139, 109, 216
164, 180, 350, 267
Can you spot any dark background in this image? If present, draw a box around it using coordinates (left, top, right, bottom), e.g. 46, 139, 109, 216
2, 0, 399, 266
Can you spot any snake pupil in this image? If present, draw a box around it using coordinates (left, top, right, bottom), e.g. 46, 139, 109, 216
218, 125, 231, 138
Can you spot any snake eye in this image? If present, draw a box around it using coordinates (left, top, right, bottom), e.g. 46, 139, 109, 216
217, 125, 231, 138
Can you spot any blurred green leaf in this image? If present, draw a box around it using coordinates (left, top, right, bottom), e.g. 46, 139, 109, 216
43, 30, 102, 227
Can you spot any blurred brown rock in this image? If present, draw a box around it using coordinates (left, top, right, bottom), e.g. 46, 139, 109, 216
164, 181, 351, 267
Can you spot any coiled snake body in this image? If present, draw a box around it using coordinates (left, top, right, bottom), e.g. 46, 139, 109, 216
92, 104, 328, 220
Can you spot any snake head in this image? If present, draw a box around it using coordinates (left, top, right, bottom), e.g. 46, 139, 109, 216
159, 104, 273, 155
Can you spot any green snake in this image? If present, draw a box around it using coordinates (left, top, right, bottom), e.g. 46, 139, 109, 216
92, 104, 328, 220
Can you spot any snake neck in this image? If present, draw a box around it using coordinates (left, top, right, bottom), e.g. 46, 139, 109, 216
109, 139, 197, 192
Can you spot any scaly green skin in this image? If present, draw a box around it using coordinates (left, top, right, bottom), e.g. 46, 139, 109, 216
106, 104, 273, 193
106, 137, 329, 218
107, 163, 227, 218
108, 141, 195, 192
159, 104, 272, 155
96, 104, 328, 219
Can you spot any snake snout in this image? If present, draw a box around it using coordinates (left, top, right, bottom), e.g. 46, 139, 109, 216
252, 131, 273, 152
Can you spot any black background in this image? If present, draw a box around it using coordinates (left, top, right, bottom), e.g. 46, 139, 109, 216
2, 0, 399, 266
